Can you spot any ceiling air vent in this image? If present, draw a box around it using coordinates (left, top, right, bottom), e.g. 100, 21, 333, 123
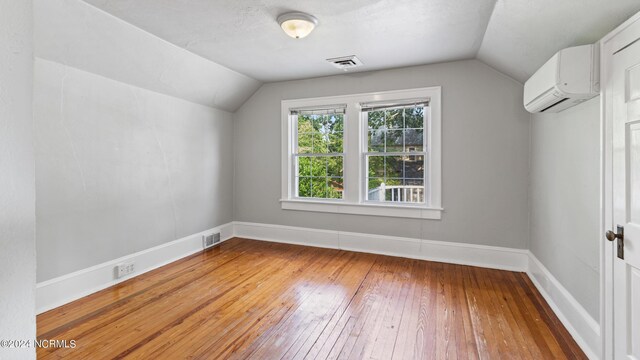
326, 55, 363, 70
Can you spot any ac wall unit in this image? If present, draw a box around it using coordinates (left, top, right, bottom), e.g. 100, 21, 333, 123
523, 44, 599, 113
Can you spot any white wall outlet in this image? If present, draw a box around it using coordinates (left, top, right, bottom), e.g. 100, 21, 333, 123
115, 262, 135, 279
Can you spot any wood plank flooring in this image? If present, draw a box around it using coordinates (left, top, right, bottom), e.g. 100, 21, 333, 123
37, 238, 586, 359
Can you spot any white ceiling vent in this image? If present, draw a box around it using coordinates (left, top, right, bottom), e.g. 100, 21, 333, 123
326, 55, 363, 70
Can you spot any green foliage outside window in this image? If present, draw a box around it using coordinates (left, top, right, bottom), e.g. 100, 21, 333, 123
296, 113, 344, 199
294, 105, 425, 202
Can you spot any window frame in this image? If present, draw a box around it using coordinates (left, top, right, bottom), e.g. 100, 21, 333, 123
281, 87, 442, 219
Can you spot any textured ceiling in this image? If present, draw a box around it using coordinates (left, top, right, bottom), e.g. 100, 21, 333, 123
477, 0, 640, 82
84, 0, 497, 82
36, 0, 261, 112
82, 0, 640, 84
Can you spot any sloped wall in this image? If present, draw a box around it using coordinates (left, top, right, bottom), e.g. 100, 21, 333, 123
34, 0, 237, 282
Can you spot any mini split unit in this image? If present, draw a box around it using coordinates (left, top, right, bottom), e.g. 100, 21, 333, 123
524, 44, 600, 113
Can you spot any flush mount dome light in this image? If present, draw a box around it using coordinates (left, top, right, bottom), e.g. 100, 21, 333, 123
277, 12, 318, 39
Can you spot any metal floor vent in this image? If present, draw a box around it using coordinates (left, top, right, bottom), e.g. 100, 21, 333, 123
326, 55, 363, 70
203, 232, 221, 249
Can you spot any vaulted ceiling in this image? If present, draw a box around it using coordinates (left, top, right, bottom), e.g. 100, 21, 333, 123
477, 0, 640, 82
83, 0, 640, 84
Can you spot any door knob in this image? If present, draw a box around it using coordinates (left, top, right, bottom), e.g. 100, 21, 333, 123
606, 225, 624, 242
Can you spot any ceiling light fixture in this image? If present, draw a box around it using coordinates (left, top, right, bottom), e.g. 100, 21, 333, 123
277, 12, 318, 39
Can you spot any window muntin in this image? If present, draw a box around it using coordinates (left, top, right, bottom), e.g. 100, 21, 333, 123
293, 109, 345, 199
364, 104, 427, 204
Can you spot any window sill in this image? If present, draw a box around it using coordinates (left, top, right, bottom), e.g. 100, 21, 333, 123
280, 199, 443, 220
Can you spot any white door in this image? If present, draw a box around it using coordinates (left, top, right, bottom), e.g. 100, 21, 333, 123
612, 36, 640, 359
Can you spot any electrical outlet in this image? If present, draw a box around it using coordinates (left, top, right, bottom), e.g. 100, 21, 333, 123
115, 262, 135, 279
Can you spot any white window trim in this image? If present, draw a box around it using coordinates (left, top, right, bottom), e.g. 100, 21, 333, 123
281, 87, 442, 220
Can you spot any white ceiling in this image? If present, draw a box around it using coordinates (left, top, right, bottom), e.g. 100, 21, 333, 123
83, 0, 640, 84
477, 0, 640, 82
36, 0, 261, 112
84, 0, 497, 82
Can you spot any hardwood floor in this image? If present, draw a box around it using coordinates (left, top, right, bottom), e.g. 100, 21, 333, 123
37, 238, 586, 359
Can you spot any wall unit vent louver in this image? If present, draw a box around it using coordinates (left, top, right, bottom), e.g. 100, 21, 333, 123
326, 55, 363, 70
203, 233, 221, 249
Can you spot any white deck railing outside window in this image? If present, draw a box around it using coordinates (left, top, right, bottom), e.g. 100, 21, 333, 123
367, 183, 424, 203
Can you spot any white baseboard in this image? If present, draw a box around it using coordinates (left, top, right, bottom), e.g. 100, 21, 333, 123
233, 221, 529, 272
527, 252, 601, 360
36, 222, 234, 314
35, 220, 601, 360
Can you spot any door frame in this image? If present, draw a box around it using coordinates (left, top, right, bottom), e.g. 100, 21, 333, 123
601, 11, 640, 360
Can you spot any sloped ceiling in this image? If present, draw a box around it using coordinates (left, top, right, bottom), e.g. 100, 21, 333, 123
35, 0, 261, 112
83, 0, 640, 84
52, 0, 640, 110
477, 0, 640, 82
84, 0, 498, 83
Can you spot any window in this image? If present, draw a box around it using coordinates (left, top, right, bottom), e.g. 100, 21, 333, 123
293, 106, 345, 199
363, 101, 427, 204
281, 87, 442, 219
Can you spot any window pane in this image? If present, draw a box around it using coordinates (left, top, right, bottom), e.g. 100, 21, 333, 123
367, 156, 385, 178
297, 115, 313, 133
385, 178, 402, 186
383, 178, 402, 201
386, 130, 403, 152
404, 178, 424, 186
311, 177, 326, 198
404, 106, 424, 128
385, 156, 403, 178
328, 132, 343, 153
403, 179, 425, 203
297, 133, 312, 153
404, 158, 424, 179
327, 177, 343, 199
368, 130, 385, 152
298, 177, 311, 198
312, 133, 328, 154
367, 177, 385, 201
368, 110, 385, 130
404, 129, 423, 152
297, 156, 312, 177
327, 114, 344, 132
327, 156, 343, 177
386, 109, 403, 129
293, 110, 345, 201
312, 114, 325, 132
311, 157, 327, 177
366, 178, 425, 203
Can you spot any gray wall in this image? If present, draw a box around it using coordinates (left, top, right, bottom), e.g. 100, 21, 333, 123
529, 97, 601, 320
233, 60, 531, 248
0, 1, 36, 359
34, 59, 234, 281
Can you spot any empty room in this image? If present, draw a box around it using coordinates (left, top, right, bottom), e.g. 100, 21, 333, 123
3, 0, 640, 359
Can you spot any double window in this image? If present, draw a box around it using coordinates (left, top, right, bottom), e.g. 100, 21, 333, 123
281, 87, 442, 219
